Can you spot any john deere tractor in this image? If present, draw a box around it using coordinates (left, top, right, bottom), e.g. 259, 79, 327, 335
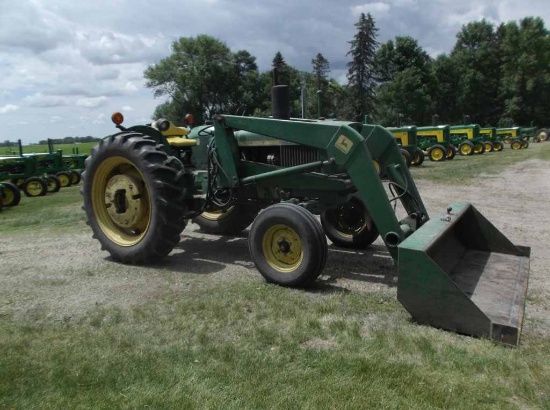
415, 125, 456, 161
496, 128, 529, 149
449, 124, 487, 155
479, 127, 504, 152
0, 155, 49, 197
82, 86, 530, 346
387, 126, 424, 166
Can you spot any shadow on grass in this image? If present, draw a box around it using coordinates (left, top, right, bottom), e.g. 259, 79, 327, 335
110, 228, 397, 289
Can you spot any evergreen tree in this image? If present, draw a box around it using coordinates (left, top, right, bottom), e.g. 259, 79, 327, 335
346, 12, 379, 121
272, 52, 289, 85
311, 53, 331, 117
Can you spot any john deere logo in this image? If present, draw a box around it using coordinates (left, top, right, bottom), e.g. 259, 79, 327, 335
335, 135, 353, 154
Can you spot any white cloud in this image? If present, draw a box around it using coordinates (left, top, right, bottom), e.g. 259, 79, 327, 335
76, 97, 109, 108
122, 106, 134, 111
351, 3, 391, 16
24, 94, 72, 108
0, 104, 19, 114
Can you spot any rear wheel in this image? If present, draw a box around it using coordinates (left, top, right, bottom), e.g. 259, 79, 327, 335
82, 132, 187, 264
459, 141, 474, 156
428, 145, 446, 162
473, 142, 485, 154
411, 148, 424, 166
484, 141, 494, 152
0, 182, 21, 207
249, 203, 327, 287
536, 128, 548, 142
446, 145, 456, 160
46, 175, 61, 193
511, 140, 522, 150
56, 171, 72, 187
493, 141, 504, 152
521, 140, 529, 149
321, 196, 379, 249
23, 177, 47, 197
193, 204, 259, 234
70, 171, 81, 185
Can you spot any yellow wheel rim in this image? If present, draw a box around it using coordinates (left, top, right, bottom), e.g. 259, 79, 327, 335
474, 144, 483, 154
71, 173, 79, 184
446, 148, 454, 158
504, 138, 511, 144
262, 224, 303, 273
484, 143, 492, 151
373, 160, 381, 174
460, 145, 472, 155
201, 206, 234, 221
511, 142, 521, 150
26, 181, 43, 196
2, 189, 14, 205
495, 144, 502, 151
91, 156, 151, 247
431, 148, 444, 161
58, 174, 70, 187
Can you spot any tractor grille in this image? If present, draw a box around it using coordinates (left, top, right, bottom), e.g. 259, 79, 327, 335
281, 145, 320, 167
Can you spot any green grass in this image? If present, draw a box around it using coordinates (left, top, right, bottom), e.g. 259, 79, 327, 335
1, 283, 549, 409
0, 186, 86, 234
410, 141, 550, 183
1, 142, 98, 156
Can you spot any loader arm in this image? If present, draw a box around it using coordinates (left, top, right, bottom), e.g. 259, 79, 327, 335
213, 115, 428, 260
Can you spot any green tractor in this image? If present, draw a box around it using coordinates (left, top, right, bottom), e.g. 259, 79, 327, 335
0, 154, 50, 197
48, 139, 86, 185
496, 128, 529, 150
449, 124, 487, 155
415, 125, 456, 161
81, 86, 530, 346
387, 126, 424, 166
479, 127, 504, 152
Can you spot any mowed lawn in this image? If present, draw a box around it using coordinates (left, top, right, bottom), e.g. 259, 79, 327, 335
0, 143, 549, 409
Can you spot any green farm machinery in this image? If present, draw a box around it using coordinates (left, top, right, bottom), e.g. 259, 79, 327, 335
81, 87, 530, 345
496, 128, 530, 150
48, 139, 86, 185
449, 124, 488, 155
415, 125, 456, 161
0, 153, 50, 197
479, 128, 504, 152
387, 126, 424, 166
535, 128, 549, 142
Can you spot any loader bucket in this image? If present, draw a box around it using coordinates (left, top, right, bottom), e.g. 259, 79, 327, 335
397, 202, 530, 346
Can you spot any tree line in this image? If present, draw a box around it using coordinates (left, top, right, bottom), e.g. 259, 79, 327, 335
144, 13, 550, 128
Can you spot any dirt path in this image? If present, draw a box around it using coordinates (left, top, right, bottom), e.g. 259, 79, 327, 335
1, 159, 548, 337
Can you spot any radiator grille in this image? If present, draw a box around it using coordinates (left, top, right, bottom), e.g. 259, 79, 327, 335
280, 145, 320, 167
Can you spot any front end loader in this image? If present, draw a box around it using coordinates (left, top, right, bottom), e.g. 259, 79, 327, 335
82, 87, 530, 345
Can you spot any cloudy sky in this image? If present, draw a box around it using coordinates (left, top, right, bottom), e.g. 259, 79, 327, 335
1, 0, 548, 144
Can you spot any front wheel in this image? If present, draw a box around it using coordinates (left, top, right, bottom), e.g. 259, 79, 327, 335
82, 132, 187, 264
70, 171, 82, 185
56, 171, 72, 188
428, 145, 446, 162
193, 204, 259, 235
411, 148, 425, 166
0, 182, 21, 207
249, 203, 327, 287
536, 128, 548, 142
459, 141, 474, 156
493, 141, 504, 152
521, 140, 529, 149
484, 141, 494, 152
473, 142, 485, 154
511, 140, 522, 150
321, 196, 379, 249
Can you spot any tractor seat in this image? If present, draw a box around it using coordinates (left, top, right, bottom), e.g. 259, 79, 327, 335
165, 137, 197, 148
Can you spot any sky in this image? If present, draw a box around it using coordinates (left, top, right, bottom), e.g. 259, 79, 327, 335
1, 0, 549, 144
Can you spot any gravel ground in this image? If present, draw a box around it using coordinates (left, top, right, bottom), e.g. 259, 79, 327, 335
0, 159, 548, 338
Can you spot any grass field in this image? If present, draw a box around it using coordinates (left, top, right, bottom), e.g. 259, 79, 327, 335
1, 142, 98, 156
1, 142, 549, 408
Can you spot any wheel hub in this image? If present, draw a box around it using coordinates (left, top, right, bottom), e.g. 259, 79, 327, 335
264, 225, 303, 270
105, 174, 145, 229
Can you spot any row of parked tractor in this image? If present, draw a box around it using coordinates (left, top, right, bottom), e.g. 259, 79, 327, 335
387, 123, 546, 167
0, 139, 87, 212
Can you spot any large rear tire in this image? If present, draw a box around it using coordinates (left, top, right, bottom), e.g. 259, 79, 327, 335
511, 140, 522, 150
82, 132, 187, 264
23, 177, 47, 197
321, 196, 379, 249
46, 175, 61, 193
484, 141, 494, 152
56, 171, 72, 188
536, 128, 548, 142
249, 203, 327, 287
428, 145, 446, 162
400, 149, 412, 168
446, 144, 456, 160
459, 141, 474, 156
0, 182, 21, 207
70, 171, 82, 185
473, 142, 485, 154
193, 204, 259, 235
493, 141, 504, 152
